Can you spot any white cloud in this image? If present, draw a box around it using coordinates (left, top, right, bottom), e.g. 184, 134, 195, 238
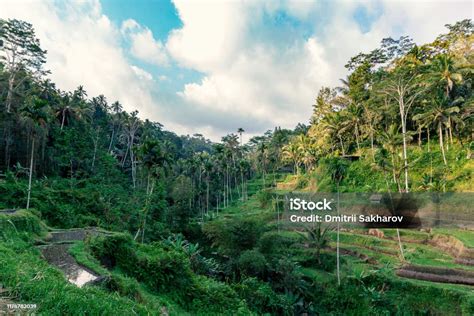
0, 0, 161, 126
121, 19, 169, 66
1, 0, 471, 142
131, 65, 153, 81
167, 0, 472, 140
166, 0, 248, 72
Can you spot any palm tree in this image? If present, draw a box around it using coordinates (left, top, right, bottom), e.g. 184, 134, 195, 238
121, 110, 141, 187
322, 112, 347, 156
326, 157, 348, 286
257, 141, 268, 188
108, 101, 123, 152
426, 54, 462, 98
377, 125, 405, 191
19, 96, 51, 209
413, 97, 460, 165
135, 139, 171, 242
296, 134, 316, 172
341, 103, 363, 152
54, 88, 93, 130
282, 142, 301, 175
298, 223, 332, 264
425, 54, 463, 146
237, 127, 245, 146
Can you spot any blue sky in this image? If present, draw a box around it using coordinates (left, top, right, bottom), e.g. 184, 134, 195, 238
1, 0, 472, 141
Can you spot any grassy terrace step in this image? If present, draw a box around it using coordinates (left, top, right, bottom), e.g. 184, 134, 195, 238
397, 265, 474, 286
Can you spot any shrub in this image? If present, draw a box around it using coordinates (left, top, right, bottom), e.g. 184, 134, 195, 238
0, 209, 45, 237
129, 243, 194, 293
256, 188, 272, 208
103, 274, 143, 302
237, 250, 267, 277
87, 233, 135, 268
268, 257, 306, 295
233, 277, 292, 315
258, 231, 300, 256
203, 218, 265, 255
190, 275, 248, 314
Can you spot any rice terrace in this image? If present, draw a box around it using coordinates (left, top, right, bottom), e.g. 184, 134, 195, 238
0, 1, 473, 315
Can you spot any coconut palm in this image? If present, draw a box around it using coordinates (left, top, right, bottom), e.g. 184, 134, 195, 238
108, 101, 123, 152
426, 54, 462, 98
282, 141, 301, 175
298, 223, 333, 264
237, 127, 245, 146
322, 112, 347, 156
413, 96, 460, 165
135, 139, 172, 242
19, 96, 51, 209
341, 103, 364, 152
325, 157, 349, 286
377, 125, 405, 191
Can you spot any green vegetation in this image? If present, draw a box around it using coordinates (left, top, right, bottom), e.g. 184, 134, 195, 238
0, 17, 473, 315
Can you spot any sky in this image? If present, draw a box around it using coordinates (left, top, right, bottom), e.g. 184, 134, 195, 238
1, 0, 472, 142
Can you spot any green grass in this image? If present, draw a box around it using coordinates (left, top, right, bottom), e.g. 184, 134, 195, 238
0, 239, 156, 315
433, 228, 474, 248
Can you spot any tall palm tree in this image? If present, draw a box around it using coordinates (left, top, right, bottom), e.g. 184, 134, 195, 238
296, 134, 316, 172
121, 110, 141, 187
108, 101, 123, 152
19, 96, 51, 209
426, 54, 462, 98
326, 157, 348, 286
413, 97, 460, 165
135, 139, 171, 242
282, 142, 301, 175
54, 88, 93, 130
377, 125, 405, 191
237, 127, 245, 146
322, 112, 347, 156
341, 103, 363, 152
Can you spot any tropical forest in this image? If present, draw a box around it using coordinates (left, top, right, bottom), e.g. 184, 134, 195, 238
0, 15, 473, 316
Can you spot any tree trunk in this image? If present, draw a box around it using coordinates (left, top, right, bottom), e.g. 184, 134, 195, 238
26, 138, 35, 209
339, 137, 345, 156
140, 179, 155, 243
108, 125, 115, 152
6, 75, 15, 113
355, 125, 360, 152
206, 177, 209, 216
61, 110, 66, 130
439, 123, 447, 165
448, 118, 453, 145
121, 145, 129, 167
427, 128, 431, 153
241, 170, 245, 201
370, 130, 375, 162
92, 133, 99, 171
3, 123, 13, 170
418, 127, 421, 147
336, 184, 341, 286
130, 135, 136, 188
400, 111, 409, 192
